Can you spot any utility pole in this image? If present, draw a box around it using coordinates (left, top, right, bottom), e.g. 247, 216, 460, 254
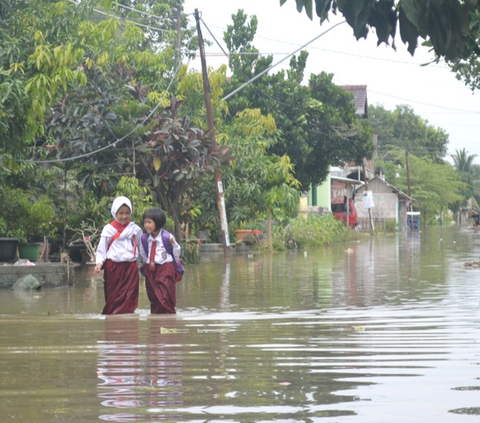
194, 9, 231, 256
405, 149, 412, 209
362, 158, 374, 231
173, 4, 181, 63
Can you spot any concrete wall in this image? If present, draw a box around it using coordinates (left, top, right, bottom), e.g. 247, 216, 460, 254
356, 193, 398, 222
0, 263, 75, 289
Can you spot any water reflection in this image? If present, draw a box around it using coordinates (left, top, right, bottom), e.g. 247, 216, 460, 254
97, 315, 186, 421
97, 315, 141, 419
2, 227, 480, 421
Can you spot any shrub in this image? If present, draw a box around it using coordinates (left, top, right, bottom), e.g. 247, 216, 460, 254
273, 213, 348, 250
0, 187, 54, 242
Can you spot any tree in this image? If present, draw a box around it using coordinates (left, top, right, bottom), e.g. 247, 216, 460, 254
0, 0, 101, 157
285, 0, 480, 60
451, 148, 477, 173
451, 148, 478, 211
136, 97, 220, 237
298, 72, 375, 185
369, 105, 449, 163
389, 152, 465, 223
222, 10, 375, 189
45, 60, 220, 238
188, 107, 301, 246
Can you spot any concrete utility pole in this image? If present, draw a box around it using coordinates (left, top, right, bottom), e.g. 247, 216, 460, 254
194, 9, 231, 256
405, 149, 412, 207
362, 158, 374, 231
173, 4, 182, 63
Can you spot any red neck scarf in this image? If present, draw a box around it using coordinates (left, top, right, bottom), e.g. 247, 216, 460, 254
107, 220, 130, 250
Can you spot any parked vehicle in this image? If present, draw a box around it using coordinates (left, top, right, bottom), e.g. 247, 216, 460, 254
331, 198, 358, 228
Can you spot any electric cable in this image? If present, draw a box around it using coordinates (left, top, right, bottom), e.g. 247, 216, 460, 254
14, 59, 183, 164
221, 20, 346, 101
200, 18, 290, 107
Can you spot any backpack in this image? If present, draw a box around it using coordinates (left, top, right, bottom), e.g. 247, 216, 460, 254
141, 230, 184, 281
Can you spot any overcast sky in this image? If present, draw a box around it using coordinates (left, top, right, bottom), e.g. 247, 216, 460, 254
183, 0, 480, 164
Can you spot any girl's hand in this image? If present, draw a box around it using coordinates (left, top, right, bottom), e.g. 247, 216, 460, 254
94, 263, 102, 274
170, 237, 175, 244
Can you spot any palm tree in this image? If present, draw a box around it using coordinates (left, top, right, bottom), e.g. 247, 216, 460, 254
451, 148, 477, 172
451, 148, 478, 224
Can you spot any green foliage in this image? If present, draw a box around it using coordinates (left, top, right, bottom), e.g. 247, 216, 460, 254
451, 148, 477, 173
222, 14, 374, 189
287, 0, 480, 60
136, 96, 219, 237
0, 186, 55, 242
66, 191, 110, 240
383, 219, 398, 233
114, 176, 153, 223
383, 152, 465, 218
450, 148, 479, 214
183, 239, 200, 264
370, 105, 449, 163
273, 213, 347, 250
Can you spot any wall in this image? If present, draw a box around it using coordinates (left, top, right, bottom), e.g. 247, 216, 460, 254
0, 263, 75, 289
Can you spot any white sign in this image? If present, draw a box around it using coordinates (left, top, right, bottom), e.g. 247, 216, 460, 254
363, 190, 374, 209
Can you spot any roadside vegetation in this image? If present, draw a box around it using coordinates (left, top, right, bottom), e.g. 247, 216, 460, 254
1, 1, 479, 259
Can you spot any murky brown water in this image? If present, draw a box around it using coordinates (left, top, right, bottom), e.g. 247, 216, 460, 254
2, 226, 480, 422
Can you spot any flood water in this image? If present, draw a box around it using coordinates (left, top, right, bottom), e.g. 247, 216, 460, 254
2, 226, 480, 422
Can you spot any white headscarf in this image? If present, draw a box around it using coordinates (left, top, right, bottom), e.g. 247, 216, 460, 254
110, 196, 133, 221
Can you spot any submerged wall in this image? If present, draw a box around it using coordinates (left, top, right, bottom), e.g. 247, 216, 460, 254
0, 263, 75, 289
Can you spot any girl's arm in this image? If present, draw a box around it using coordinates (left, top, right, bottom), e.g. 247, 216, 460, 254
95, 237, 108, 265
94, 236, 108, 274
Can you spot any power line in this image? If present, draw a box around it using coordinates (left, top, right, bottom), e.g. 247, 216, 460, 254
15, 60, 183, 164
199, 21, 449, 69
192, 12, 479, 117
13, 1, 189, 165
200, 18, 290, 107
66, 0, 169, 33
221, 20, 347, 101
368, 89, 480, 114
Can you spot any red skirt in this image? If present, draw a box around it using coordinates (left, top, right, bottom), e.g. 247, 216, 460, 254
102, 260, 139, 315
144, 262, 177, 314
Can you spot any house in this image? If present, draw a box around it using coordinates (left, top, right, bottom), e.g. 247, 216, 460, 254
340, 85, 368, 119
301, 171, 364, 220
354, 176, 414, 230
303, 85, 379, 224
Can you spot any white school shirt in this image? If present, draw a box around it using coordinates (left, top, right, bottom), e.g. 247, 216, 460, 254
139, 231, 181, 266
95, 222, 142, 265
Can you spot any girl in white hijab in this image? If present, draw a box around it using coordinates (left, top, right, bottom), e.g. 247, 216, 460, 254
94, 196, 142, 314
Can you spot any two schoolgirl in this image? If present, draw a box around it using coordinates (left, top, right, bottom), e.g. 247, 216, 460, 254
94, 196, 181, 315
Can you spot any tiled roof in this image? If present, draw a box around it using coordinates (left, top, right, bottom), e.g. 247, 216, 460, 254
340, 85, 368, 118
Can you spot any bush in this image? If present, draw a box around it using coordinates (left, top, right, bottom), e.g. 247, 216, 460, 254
183, 239, 201, 264
273, 213, 348, 250
384, 219, 398, 232
0, 187, 54, 242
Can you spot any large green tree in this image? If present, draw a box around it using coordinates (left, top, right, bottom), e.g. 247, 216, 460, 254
369, 104, 449, 163
285, 0, 480, 60
1, 0, 213, 238
0, 0, 102, 157
223, 10, 375, 189
378, 150, 465, 223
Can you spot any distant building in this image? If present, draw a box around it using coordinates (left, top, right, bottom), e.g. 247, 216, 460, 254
304, 85, 375, 224
340, 85, 368, 119
355, 176, 414, 230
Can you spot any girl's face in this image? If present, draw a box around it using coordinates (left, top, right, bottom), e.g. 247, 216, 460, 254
115, 205, 131, 225
143, 217, 159, 236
